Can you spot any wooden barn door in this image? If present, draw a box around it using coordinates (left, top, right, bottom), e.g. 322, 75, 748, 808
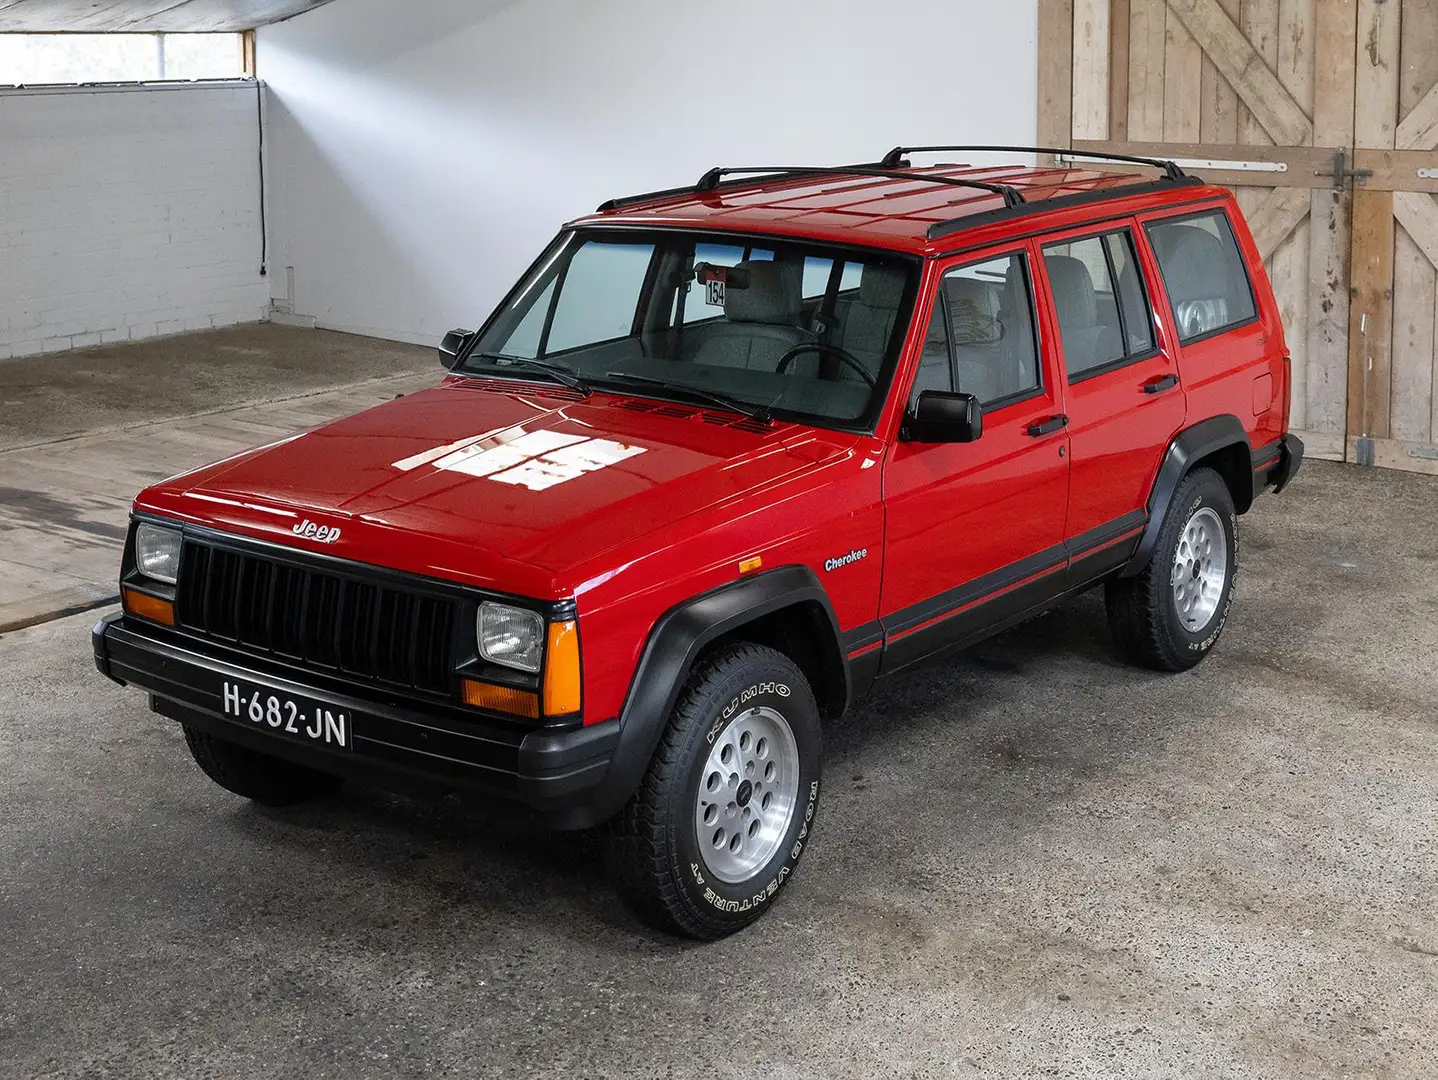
1039, 0, 1438, 473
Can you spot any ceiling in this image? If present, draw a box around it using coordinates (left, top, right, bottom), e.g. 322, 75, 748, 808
0, 0, 337, 32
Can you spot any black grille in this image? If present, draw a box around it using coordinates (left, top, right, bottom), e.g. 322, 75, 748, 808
176, 541, 457, 694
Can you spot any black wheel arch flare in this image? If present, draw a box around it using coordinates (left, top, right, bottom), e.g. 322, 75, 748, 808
590, 565, 848, 823
1122, 414, 1252, 579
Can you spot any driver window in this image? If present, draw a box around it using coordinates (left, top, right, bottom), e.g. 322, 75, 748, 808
915, 252, 1040, 407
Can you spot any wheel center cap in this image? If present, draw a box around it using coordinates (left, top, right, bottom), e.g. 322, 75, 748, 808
736, 779, 753, 807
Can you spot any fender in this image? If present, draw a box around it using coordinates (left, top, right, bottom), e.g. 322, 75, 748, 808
1120, 415, 1251, 578
584, 565, 848, 823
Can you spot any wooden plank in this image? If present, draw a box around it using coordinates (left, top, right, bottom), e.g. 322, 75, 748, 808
1110, 0, 1133, 142
1164, 3, 1204, 141
1304, 0, 1356, 447
1347, 188, 1396, 440
1311, 0, 1357, 149
1391, 224, 1436, 443
1346, 436, 1438, 474
1400, 0, 1438, 118
1397, 82, 1438, 151
1393, 191, 1438, 270
1355, 0, 1401, 150
1239, 0, 1283, 146
1200, 0, 1243, 143
1246, 186, 1313, 258
1038, 0, 1076, 152
1166, 0, 1314, 147
1277, 0, 1315, 119
1396, 0, 1438, 150
1073, 0, 1112, 140
1306, 186, 1352, 441
1271, 218, 1313, 431
1355, 149, 1438, 194
1128, 0, 1169, 140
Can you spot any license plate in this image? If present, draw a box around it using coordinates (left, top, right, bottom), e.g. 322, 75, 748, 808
221, 680, 351, 750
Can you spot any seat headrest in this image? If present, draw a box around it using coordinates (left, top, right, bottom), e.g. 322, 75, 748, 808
1154, 226, 1233, 305
1045, 255, 1099, 329
858, 266, 906, 311
945, 278, 1002, 346
725, 260, 801, 324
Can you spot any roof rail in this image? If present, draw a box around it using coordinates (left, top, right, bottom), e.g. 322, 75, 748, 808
880, 144, 1188, 182
596, 164, 1025, 213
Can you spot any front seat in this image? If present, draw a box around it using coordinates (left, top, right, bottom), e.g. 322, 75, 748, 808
1045, 255, 1122, 375
838, 266, 906, 367
692, 260, 809, 371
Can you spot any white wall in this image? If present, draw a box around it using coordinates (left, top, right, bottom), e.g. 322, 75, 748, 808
258, 0, 1038, 346
0, 83, 270, 360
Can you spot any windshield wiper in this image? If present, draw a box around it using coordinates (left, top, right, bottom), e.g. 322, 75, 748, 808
601, 372, 773, 425
471, 353, 592, 395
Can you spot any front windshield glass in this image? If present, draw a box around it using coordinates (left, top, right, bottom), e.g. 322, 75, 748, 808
463, 229, 920, 429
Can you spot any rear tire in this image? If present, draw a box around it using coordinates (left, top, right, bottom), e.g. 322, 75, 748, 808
1105, 466, 1238, 672
607, 643, 822, 940
183, 725, 343, 807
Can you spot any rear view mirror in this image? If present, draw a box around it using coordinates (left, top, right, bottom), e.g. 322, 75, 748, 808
438, 328, 476, 369
904, 390, 983, 443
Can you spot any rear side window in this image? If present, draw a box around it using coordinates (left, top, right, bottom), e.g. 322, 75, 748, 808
912, 251, 1040, 408
1041, 228, 1154, 379
1146, 209, 1257, 343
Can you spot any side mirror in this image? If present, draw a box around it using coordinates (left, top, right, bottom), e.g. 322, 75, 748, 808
904, 390, 983, 443
438, 328, 476, 370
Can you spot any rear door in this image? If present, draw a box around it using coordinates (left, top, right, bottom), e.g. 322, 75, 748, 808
879, 243, 1070, 672
1035, 223, 1186, 583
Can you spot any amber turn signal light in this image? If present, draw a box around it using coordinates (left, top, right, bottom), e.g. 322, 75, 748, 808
121, 587, 174, 626
543, 620, 582, 717
462, 678, 539, 719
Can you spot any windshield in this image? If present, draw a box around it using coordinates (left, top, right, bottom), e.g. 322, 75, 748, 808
462, 229, 920, 429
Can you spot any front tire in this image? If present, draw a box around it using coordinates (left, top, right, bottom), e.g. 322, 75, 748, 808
1105, 466, 1238, 672
183, 725, 344, 807
607, 643, 822, 940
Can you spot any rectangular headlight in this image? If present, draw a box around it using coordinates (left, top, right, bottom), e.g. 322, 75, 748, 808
134, 523, 182, 585
477, 602, 544, 673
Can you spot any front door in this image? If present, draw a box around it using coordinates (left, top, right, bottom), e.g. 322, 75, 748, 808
880, 244, 1071, 673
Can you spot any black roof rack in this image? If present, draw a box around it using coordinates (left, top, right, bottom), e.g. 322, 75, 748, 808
880, 144, 1188, 182
593, 151, 1205, 247
597, 163, 1025, 213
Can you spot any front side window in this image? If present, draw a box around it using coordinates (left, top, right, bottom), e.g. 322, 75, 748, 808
467, 230, 919, 429
1146, 209, 1257, 342
913, 251, 1040, 407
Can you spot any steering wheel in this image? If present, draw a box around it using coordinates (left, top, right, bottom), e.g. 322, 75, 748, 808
774, 343, 876, 388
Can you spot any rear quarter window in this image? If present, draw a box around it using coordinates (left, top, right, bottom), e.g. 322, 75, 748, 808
1145, 209, 1257, 343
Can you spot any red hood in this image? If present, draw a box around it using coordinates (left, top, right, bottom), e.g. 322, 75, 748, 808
137, 376, 856, 597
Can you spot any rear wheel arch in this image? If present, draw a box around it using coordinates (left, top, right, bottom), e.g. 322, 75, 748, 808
1122, 415, 1251, 578
592, 567, 848, 821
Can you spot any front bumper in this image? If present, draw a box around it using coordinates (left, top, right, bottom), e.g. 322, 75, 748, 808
93, 612, 621, 829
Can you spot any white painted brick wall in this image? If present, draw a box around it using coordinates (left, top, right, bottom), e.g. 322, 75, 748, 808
0, 84, 271, 359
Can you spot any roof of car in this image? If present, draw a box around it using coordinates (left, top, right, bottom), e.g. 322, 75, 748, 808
572, 164, 1231, 257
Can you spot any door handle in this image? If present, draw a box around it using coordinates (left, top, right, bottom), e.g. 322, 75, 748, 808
1026, 414, 1069, 437
1144, 373, 1180, 394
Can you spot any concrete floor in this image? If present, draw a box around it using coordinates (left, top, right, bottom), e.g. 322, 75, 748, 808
2, 459, 1435, 1079
0, 325, 437, 631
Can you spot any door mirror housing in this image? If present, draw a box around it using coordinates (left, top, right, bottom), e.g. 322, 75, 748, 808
904, 390, 984, 443
438, 328, 477, 370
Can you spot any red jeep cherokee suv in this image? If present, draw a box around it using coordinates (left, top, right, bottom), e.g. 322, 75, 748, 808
94, 147, 1303, 939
